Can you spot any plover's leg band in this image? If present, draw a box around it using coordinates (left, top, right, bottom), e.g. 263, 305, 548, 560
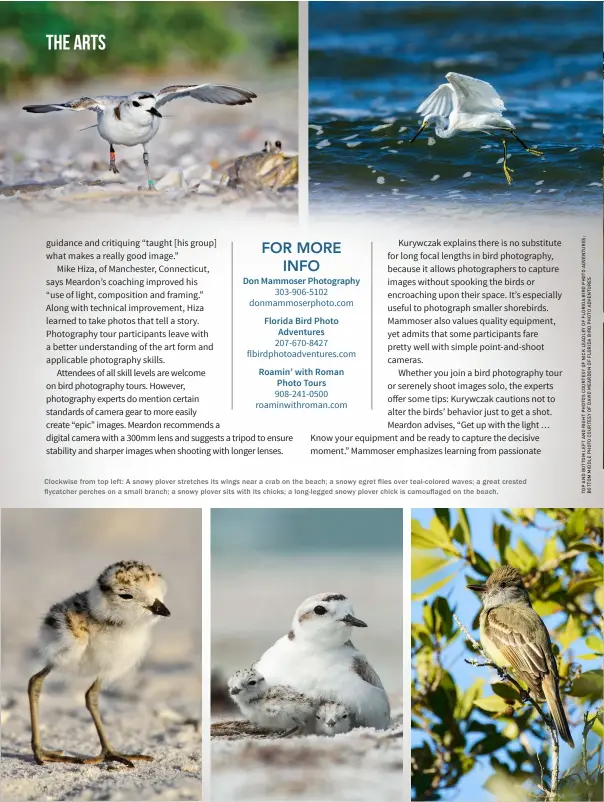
143, 148, 155, 190
109, 144, 119, 174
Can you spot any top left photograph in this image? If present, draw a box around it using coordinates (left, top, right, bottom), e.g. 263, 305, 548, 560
0, 1, 298, 214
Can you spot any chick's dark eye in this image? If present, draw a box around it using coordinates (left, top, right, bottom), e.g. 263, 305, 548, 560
248, 680, 257, 686
343, 714, 348, 718
132, 101, 141, 107
314, 605, 327, 615
119, 593, 133, 600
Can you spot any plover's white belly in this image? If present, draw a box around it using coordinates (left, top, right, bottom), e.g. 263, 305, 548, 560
256, 639, 390, 729
79, 624, 153, 681
97, 112, 159, 147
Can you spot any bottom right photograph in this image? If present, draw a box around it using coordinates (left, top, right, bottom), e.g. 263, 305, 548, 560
411, 508, 603, 802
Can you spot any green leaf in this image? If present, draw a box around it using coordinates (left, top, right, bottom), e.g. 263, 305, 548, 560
567, 509, 586, 538
532, 599, 563, 617
491, 682, 521, 702
595, 584, 604, 612
568, 576, 602, 598
456, 678, 484, 719
434, 508, 450, 531
411, 519, 460, 555
569, 670, 604, 701
585, 635, 604, 654
411, 553, 452, 580
541, 535, 559, 565
411, 572, 456, 601
471, 733, 510, 755
433, 596, 453, 638
558, 615, 582, 651
474, 695, 510, 713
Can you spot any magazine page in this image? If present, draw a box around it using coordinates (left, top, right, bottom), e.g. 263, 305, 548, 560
0, 2, 602, 802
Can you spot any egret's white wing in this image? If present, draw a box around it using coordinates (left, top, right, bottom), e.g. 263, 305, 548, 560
445, 72, 505, 115
23, 96, 121, 114
155, 84, 256, 108
417, 83, 454, 118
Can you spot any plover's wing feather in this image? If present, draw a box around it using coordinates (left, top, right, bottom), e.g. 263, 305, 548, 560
23, 96, 120, 114
351, 655, 386, 691
154, 84, 256, 108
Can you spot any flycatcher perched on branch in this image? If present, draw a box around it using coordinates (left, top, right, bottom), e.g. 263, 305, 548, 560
467, 564, 574, 747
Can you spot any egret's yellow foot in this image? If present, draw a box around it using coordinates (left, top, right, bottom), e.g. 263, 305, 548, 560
503, 163, 514, 185
526, 147, 543, 157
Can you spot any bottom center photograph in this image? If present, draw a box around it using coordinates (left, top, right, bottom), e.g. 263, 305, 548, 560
210, 507, 404, 802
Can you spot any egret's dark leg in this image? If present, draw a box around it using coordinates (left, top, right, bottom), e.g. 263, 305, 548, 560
508, 129, 543, 157
109, 145, 119, 174
409, 120, 428, 144
502, 138, 514, 185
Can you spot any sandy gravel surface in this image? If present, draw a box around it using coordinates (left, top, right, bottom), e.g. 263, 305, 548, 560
211, 708, 404, 802
0, 69, 297, 216
1, 509, 202, 801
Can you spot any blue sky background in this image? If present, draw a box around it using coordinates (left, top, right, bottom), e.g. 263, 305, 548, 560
412, 508, 602, 801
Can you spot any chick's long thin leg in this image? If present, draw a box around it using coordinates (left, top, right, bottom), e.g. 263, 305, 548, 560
79, 678, 153, 767
28, 666, 71, 764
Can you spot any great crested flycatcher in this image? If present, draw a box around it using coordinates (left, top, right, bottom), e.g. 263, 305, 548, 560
467, 564, 574, 747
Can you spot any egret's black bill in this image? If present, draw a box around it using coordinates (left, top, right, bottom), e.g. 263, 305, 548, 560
410, 121, 428, 144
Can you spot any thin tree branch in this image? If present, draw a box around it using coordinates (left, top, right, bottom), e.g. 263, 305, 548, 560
453, 613, 560, 801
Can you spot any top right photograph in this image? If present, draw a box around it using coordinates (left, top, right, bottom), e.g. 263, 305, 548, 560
308, 1, 602, 216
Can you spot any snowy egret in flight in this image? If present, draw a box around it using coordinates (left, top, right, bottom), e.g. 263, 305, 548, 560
410, 72, 543, 184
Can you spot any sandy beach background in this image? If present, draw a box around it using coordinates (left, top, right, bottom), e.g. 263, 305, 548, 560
0, 508, 202, 801
211, 508, 404, 802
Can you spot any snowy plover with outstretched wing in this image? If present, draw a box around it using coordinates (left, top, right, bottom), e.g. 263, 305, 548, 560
28, 560, 170, 767
254, 593, 391, 730
315, 701, 355, 735
228, 667, 315, 735
23, 83, 256, 188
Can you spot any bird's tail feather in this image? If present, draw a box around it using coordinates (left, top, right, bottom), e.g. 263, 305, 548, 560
542, 675, 574, 747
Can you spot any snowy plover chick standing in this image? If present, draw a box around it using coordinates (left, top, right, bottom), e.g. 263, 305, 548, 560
23, 83, 256, 188
315, 701, 355, 735
28, 560, 170, 767
228, 667, 315, 735
255, 593, 391, 730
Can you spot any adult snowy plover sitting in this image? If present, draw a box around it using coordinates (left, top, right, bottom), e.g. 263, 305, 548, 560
228, 667, 315, 735
23, 83, 256, 188
255, 593, 391, 730
28, 560, 170, 767
315, 701, 355, 735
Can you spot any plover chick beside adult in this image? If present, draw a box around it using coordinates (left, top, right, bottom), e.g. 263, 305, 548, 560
23, 83, 256, 188
315, 701, 355, 735
28, 560, 170, 767
228, 667, 315, 735
255, 592, 391, 730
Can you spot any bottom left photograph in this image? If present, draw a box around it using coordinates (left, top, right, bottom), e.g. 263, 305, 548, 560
0, 507, 202, 802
